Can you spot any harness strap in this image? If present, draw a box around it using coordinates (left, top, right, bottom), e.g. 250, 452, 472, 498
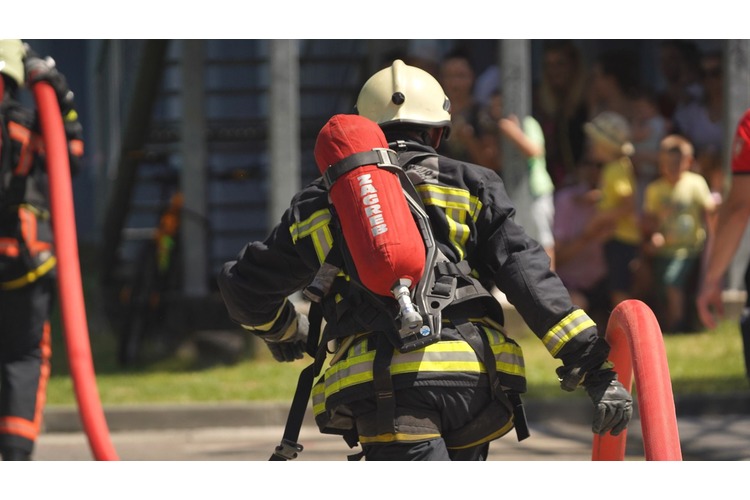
269, 300, 327, 461
372, 334, 396, 436
322, 148, 401, 189
453, 317, 529, 442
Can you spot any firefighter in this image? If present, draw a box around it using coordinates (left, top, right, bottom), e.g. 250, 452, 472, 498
218, 59, 632, 461
0, 40, 83, 460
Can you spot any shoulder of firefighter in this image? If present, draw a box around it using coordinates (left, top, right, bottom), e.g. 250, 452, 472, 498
217, 137, 632, 445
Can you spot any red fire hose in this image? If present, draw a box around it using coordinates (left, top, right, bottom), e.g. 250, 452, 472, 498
32, 81, 119, 461
592, 299, 682, 461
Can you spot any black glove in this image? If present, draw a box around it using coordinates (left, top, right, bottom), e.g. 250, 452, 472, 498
262, 313, 309, 363
23, 44, 75, 115
583, 367, 633, 436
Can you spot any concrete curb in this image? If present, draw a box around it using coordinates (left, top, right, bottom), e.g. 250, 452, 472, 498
42, 392, 750, 434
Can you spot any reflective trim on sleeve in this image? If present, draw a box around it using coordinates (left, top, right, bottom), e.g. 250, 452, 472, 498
288, 208, 333, 264
541, 309, 596, 357
240, 298, 288, 332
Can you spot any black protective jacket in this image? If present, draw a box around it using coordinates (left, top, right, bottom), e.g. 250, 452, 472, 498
218, 137, 611, 402
0, 92, 83, 289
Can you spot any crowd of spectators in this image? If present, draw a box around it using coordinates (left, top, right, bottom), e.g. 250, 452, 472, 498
404, 39, 726, 333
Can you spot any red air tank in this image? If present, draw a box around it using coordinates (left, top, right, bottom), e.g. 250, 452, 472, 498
313, 114, 425, 325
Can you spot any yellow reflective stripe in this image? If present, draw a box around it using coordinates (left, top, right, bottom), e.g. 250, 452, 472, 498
288, 208, 333, 264
312, 381, 326, 416
446, 418, 515, 450
0, 256, 56, 290
289, 209, 331, 244
240, 298, 288, 332
417, 184, 481, 261
482, 326, 526, 377
323, 336, 525, 400
445, 206, 468, 260
311, 225, 333, 264
542, 309, 596, 356
416, 184, 482, 218
359, 431, 441, 444
324, 349, 376, 396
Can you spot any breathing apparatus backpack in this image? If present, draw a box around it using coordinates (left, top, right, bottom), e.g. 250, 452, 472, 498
269, 114, 527, 461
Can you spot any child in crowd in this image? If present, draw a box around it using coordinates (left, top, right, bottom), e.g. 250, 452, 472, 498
584, 111, 642, 310
642, 135, 717, 332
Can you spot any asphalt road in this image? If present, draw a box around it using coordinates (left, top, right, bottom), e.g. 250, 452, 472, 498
32, 397, 750, 461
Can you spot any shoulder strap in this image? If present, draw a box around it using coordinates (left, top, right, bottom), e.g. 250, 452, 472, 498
269, 299, 327, 461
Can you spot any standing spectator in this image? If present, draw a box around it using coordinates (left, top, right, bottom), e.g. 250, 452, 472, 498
584, 111, 641, 309
630, 86, 671, 214
478, 89, 556, 268
533, 40, 588, 189
436, 48, 487, 167
553, 157, 613, 328
696, 108, 750, 380
0, 40, 84, 460
587, 49, 640, 120
655, 40, 703, 122
642, 135, 717, 332
673, 50, 724, 182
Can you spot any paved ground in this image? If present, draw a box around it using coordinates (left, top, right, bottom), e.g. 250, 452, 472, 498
32, 395, 750, 461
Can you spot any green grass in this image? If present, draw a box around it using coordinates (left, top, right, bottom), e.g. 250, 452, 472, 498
44, 243, 747, 406
45, 306, 748, 406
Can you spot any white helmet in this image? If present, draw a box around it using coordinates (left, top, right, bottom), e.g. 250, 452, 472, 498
0, 39, 26, 87
356, 59, 451, 134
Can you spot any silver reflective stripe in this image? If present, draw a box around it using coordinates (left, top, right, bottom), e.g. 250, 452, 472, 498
322, 334, 524, 399
542, 309, 596, 356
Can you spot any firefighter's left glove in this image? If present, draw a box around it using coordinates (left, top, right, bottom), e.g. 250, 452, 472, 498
261, 313, 309, 363
23, 45, 76, 116
583, 367, 633, 436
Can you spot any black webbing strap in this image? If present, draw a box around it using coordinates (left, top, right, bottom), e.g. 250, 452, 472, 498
322, 148, 401, 189
372, 334, 396, 436
269, 301, 327, 461
453, 318, 529, 442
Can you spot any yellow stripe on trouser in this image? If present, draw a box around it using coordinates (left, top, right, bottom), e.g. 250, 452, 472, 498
359, 431, 442, 444
312, 334, 525, 446
448, 419, 515, 450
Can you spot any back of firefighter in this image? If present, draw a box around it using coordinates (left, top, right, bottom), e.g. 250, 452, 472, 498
217, 59, 633, 461
0, 40, 83, 461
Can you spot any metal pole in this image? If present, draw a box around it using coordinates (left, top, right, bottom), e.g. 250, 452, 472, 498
180, 40, 208, 297
499, 39, 531, 201
269, 40, 300, 228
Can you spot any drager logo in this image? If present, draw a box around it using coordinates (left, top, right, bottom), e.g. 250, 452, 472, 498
357, 173, 388, 236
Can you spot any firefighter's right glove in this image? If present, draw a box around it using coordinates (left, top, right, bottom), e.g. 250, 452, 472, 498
261, 313, 309, 363
582, 367, 633, 436
23, 45, 76, 116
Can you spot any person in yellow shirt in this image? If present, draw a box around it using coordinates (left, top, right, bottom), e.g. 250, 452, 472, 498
584, 111, 642, 309
642, 135, 716, 332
